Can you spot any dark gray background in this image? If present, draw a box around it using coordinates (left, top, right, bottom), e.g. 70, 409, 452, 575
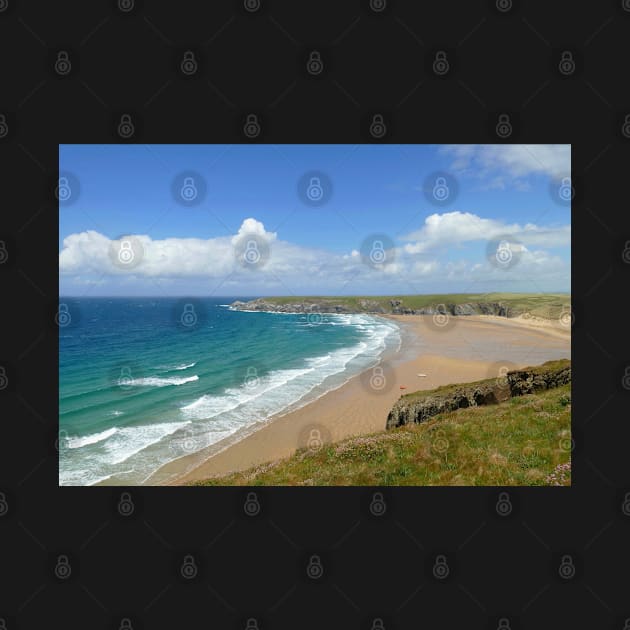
1, 0, 628, 628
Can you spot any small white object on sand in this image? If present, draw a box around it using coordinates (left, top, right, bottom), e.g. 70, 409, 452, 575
417, 373, 427, 377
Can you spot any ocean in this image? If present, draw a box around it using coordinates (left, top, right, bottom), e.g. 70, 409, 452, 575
59, 297, 401, 485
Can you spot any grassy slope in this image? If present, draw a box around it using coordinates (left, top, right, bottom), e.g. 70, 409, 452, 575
193, 383, 572, 487
252, 293, 570, 319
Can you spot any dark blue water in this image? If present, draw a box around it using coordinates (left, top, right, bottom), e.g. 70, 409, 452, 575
59, 297, 400, 485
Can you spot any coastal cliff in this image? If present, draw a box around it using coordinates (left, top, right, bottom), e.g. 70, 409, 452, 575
230, 297, 511, 316
386, 359, 571, 429
229, 293, 570, 319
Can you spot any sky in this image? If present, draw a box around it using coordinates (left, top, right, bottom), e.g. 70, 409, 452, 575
59, 144, 571, 297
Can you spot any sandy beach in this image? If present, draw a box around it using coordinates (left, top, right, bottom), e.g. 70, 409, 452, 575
148, 314, 570, 485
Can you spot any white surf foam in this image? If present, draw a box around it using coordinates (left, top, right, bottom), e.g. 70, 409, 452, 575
66, 427, 118, 449
128, 375, 199, 387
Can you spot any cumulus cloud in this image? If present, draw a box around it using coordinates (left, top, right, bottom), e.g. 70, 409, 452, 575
59, 216, 569, 294
439, 144, 570, 188
401, 211, 570, 253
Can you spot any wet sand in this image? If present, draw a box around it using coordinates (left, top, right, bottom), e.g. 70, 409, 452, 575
149, 315, 570, 485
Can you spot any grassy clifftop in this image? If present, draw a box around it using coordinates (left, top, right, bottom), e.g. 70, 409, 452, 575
192, 375, 571, 487
231, 293, 570, 320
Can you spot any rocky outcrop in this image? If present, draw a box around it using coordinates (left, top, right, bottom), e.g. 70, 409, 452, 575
230, 298, 517, 317
386, 360, 571, 429
229, 299, 355, 313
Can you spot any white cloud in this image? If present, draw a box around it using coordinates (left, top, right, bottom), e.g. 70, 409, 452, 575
440, 144, 570, 188
401, 211, 570, 253
59, 216, 570, 295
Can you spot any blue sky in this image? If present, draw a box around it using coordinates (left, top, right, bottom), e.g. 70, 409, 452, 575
59, 144, 571, 296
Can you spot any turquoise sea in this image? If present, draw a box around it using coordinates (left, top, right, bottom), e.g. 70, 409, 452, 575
59, 298, 401, 485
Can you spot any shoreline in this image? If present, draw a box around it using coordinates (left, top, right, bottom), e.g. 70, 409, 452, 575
146, 313, 570, 486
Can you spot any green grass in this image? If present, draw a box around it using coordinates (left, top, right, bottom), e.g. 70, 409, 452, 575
192, 383, 572, 487
250, 293, 570, 319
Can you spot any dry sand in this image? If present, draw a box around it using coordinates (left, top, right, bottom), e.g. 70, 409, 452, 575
149, 314, 570, 485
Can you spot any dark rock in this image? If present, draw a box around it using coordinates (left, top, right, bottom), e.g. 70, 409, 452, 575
386, 361, 570, 429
